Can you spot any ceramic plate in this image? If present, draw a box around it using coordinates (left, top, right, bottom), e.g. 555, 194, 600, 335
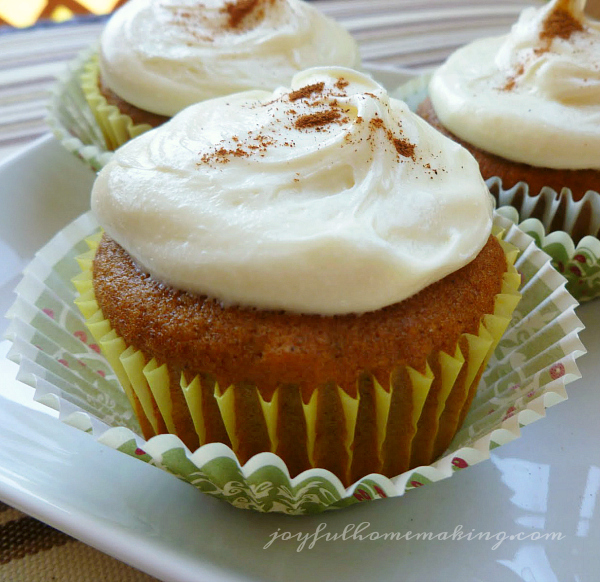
0, 67, 599, 581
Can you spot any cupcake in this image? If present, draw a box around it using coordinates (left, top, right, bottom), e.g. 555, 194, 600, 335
82, 0, 361, 150
74, 67, 521, 487
412, 0, 600, 299
420, 0, 599, 202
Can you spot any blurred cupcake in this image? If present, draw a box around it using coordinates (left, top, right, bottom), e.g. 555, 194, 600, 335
74, 67, 521, 486
412, 0, 600, 299
81, 0, 361, 150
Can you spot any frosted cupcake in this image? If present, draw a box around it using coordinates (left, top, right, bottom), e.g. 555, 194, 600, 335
75, 68, 521, 486
417, 0, 599, 239
407, 0, 600, 300
82, 0, 361, 150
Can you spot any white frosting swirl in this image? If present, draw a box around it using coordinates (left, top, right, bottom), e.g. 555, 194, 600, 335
92, 68, 493, 315
429, 0, 600, 170
99, 0, 361, 117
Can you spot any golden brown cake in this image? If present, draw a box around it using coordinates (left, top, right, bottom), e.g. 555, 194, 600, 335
92, 232, 508, 483
77, 68, 521, 486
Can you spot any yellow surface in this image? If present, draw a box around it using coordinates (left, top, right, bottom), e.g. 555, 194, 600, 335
0, 0, 121, 28
50, 6, 73, 22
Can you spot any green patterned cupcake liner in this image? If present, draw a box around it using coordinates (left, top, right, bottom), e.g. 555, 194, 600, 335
393, 74, 600, 303
495, 206, 600, 303
5, 212, 586, 514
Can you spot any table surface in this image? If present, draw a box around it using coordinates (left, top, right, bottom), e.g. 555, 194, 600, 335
0, 1, 594, 580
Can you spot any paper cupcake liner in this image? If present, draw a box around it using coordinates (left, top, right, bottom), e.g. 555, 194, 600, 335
71, 229, 520, 486
5, 212, 585, 514
80, 54, 154, 151
393, 74, 600, 302
46, 47, 114, 172
46, 47, 154, 172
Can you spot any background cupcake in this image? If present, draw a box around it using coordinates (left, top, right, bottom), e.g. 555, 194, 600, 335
81, 0, 361, 150
399, 0, 600, 300
422, 0, 598, 203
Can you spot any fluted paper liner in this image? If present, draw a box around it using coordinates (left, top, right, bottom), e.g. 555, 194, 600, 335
71, 227, 519, 486
394, 74, 600, 302
80, 54, 154, 151
5, 212, 585, 513
46, 47, 153, 172
46, 47, 114, 172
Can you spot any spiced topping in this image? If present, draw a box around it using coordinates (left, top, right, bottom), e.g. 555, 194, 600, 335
393, 138, 416, 159
198, 77, 418, 167
541, 4, 583, 41
294, 110, 341, 129
169, 0, 275, 36
201, 145, 248, 164
368, 115, 416, 161
221, 0, 261, 29
500, 2, 584, 92
169, 4, 214, 41
289, 82, 325, 102
502, 63, 525, 92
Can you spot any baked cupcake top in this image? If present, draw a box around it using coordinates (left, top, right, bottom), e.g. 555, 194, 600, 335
92, 67, 493, 315
99, 0, 361, 117
428, 0, 600, 170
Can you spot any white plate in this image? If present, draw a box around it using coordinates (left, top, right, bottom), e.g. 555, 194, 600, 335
1, 74, 600, 582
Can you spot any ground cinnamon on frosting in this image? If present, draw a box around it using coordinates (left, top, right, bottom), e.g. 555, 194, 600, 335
540, 2, 584, 40
393, 138, 416, 159
294, 110, 341, 129
500, 1, 584, 92
502, 63, 525, 92
221, 0, 274, 29
368, 115, 416, 161
197, 77, 418, 166
288, 82, 325, 102
172, 0, 275, 33
199, 132, 277, 164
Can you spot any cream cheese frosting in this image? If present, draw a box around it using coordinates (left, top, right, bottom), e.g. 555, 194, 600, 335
92, 67, 493, 315
99, 0, 361, 117
428, 0, 600, 170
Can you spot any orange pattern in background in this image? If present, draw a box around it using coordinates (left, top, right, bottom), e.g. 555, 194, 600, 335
0, 0, 127, 28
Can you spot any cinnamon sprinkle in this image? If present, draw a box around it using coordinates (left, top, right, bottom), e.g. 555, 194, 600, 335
289, 82, 325, 102
540, 6, 583, 41
221, 0, 259, 28
503, 78, 516, 92
393, 138, 416, 159
200, 145, 248, 164
502, 3, 584, 92
295, 110, 341, 129
199, 78, 418, 167
335, 78, 349, 90
170, 0, 278, 39
502, 62, 525, 91
368, 116, 416, 161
